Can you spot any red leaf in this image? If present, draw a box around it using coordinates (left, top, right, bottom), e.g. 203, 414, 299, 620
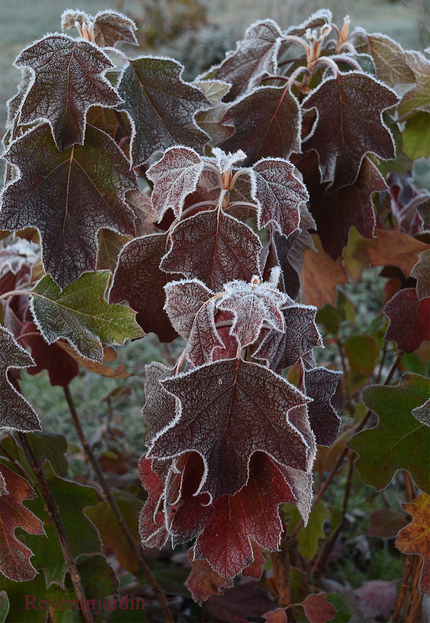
297, 593, 337, 623
0, 123, 137, 288
368, 508, 408, 539
383, 288, 430, 352
354, 580, 398, 619
109, 233, 180, 342
217, 19, 283, 102
0, 463, 45, 581
251, 158, 308, 237
160, 209, 262, 291
138, 456, 168, 549
302, 72, 398, 191
16, 35, 121, 150
220, 86, 301, 165
194, 453, 295, 577
0, 326, 40, 431
147, 147, 205, 220
148, 358, 312, 500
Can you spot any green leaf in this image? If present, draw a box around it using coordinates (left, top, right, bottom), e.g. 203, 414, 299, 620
0, 570, 50, 623
349, 373, 430, 493
31, 271, 142, 362
0, 592, 9, 623
403, 112, 430, 159
297, 501, 330, 560
326, 593, 351, 623
25, 475, 103, 587
344, 335, 379, 375
316, 304, 342, 335
66, 554, 119, 601
26, 431, 69, 478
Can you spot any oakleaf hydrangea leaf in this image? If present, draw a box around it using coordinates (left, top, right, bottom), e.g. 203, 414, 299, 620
31, 271, 142, 363
117, 57, 211, 167
396, 493, 430, 595
142, 362, 177, 447
354, 32, 415, 86
349, 373, 430, 493
218, 278, 287, 348
302, 366, 341, 446
164, 279, 223, 366
0, 123, 137, 289
148, 358, 312, 500
186, 548, 233, 604
254, 304, 322, 371
147, 147, 205, 220
383, 288, 430, 353
0, 463, 44, 582
411, 250, 430, 300
193, 453, 295, 578
398, 51, 430, 117
250, 158, 308, 237
15, 34, 122, 150
412, 399, 430, 426
138, 456, 169, 549
92, 11, 138, 47
109, 233, 181, 342
216, 19, 283, 102
160, 209, 262, 291
302, 72, 398, 191
221, 86, 301, 166
0, 326, 41, 431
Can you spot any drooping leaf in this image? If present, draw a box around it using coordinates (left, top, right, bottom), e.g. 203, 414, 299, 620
302, 72, 398, 191
31, 271, 142, 363
138, 456, 169, 549
147, 147, 205, 220
164, 279, 223, 366
218, 278, 287, 348
0, 123, 137, 288
117, 56, 210, 167
109, 233, 180, 342
92, 10, 138, 47
349, 373, 430, 493
194, 453, 295, 577
353, 32, 415, 87
56, 340, 132, 379
216, 19, 283, 102
396, 493, 430, 594
411, 250, 430, 300
0, 325, 40, 431
250, 158, 308, 237
296, 501, 330, 561
0, 463, 44, 582
220, 86, 301, 166
186, 547, 233, 604
303, 366, 341, 446
148, 358, 312, 500
160, 209, 262, 291
383, 288, 430, 353
367, 229, 429, 277
398, 51, 430, 117
254, 304, 322, 371
15, 34, 122, 150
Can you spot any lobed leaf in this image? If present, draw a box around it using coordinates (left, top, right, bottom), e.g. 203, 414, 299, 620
117, 56, 211, 167
92, 10, 138, 47
383, 288, 430, 353
0, 325, 40, 431
353, 32, 415, 87
0, 463, 44, 582
138, 456, 169, 549
398, 51, 430, 117
31, 271, 142, 363
302, 72, 398, 191
303, 366, 341, 447
142, 362, 177, 447
411, 250, 430, 300
186, 548, 233, 604
148, 358, 312, 500
0, 123, 137, 288
15, 34, 121, 150
160, 209, 262, 291
396, 493, 430, 595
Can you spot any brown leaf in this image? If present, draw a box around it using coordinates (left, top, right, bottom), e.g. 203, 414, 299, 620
300, 235, 349, 307
56, 341, 132, 378
396, 493, 430, 594
186, 547, 233, 604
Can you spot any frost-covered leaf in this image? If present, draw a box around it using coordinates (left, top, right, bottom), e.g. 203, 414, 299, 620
0, 124, 137, 289
147, 147, 205, 220
218, 279, 287, 347
194, 453, 295, 578
117, 57, 210, 167
148, 358, 312, 499
349, 373, 430, 493
251, 158, 308, 237
398, 51, 430, 117
109, 233, 180, 342
220, 86, 301, 166
138, 456, 169, 549
142, 362, 176, 447
302, 72, 398, 191
286, 9, 332, 36
396, 493, 430, 595
0, 240, 38, 278
303, 366, 341, 446
412, 399, 430, 426
383, 288, 430, 353
353, 32, 415, 86
160, 209, 262, 291
254, 304, 322, 371
0, 463, 44, 582
216, 19, 283, 102
164, 279, 223, 366
411, 250, 430, 300
15, 34, 121, 150
186, 548, 233, 604
31, 271, 142, 362
194, 80, 233, 144
0, 326, 40, 431
93, 10, 138, 47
